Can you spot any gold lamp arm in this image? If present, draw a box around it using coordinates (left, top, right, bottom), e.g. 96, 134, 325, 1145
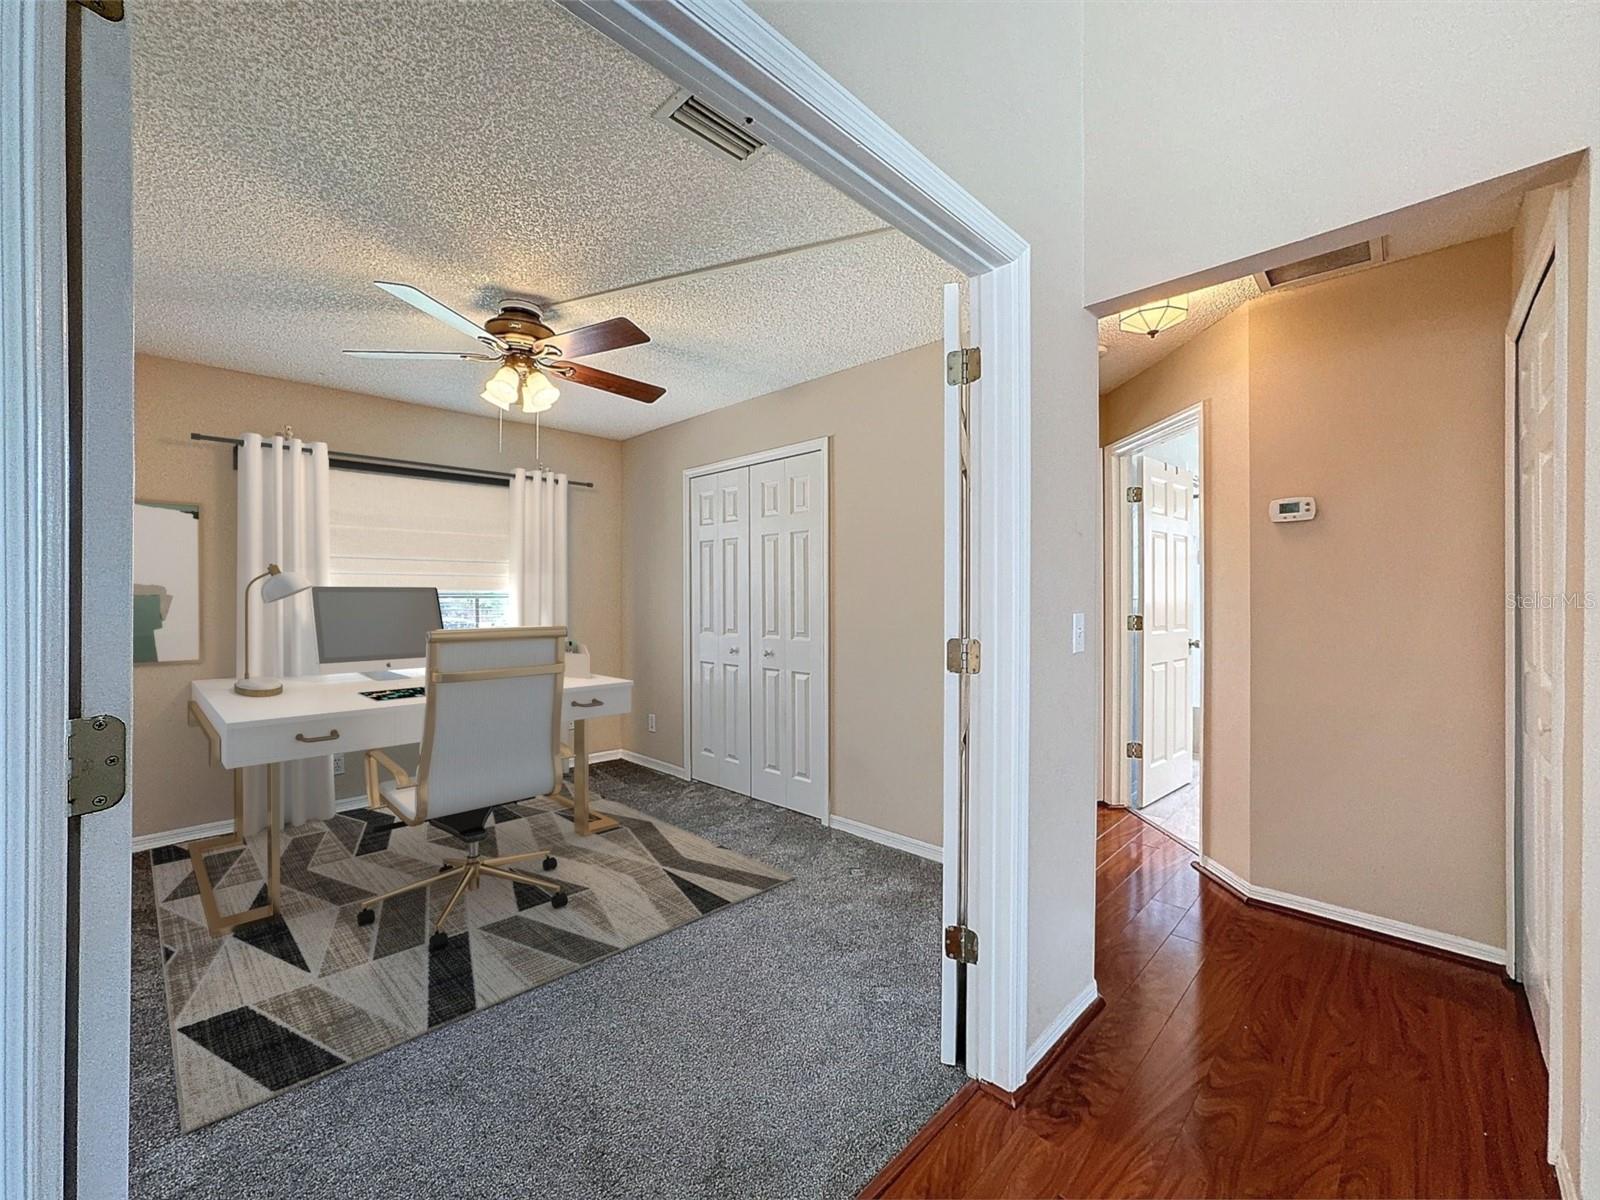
240, 565, 278, 684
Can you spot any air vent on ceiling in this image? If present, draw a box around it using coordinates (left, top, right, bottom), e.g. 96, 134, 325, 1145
654, 90, 765, 164
1254, 236, 1387, 291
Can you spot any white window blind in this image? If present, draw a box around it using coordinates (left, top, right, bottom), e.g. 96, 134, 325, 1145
328, 470, 510, 592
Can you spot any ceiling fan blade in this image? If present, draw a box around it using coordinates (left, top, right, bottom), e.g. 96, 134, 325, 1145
542, 316, 650, 360
373, 281, 503, 348
343, 349, 501, 361
557, 361, 665, 404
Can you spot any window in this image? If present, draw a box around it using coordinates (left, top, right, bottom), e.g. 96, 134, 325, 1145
439, 590, 512, 630
329, 470, 514, 629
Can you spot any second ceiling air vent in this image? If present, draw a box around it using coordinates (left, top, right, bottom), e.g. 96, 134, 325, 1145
655, 90, 765, 164
1255, 236, 1387, 291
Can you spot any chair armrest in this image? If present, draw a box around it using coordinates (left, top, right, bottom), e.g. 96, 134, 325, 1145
366, 747, 413, 787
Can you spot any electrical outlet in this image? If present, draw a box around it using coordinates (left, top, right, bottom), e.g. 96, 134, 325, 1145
332, 752, 346, 776
648, 713, 657, 733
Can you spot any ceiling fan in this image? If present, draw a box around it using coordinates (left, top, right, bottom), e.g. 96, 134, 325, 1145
343, 281, 665, 413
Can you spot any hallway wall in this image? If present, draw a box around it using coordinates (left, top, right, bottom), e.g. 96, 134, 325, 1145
1101, 233, 1511, 950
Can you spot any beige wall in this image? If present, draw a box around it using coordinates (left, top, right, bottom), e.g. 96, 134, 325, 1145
1101, 233, 1513, 949
133, 355, 624, 839
1101, 308, 1252, 875
621, 343, 944, 845
1247, 234, 1510, 947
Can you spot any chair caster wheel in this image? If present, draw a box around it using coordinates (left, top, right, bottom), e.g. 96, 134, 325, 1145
550, 891, 569, 909
356, 907, 375, 927
429, 931, 448, 952
543, 855, 558, 871
439, 864, 452, 873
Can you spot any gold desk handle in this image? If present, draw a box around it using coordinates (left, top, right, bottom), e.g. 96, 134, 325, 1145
571, 699, 604, 708
295, 728, 341, 743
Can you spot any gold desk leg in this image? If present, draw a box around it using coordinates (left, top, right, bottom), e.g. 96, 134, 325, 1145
551, 717, 620, 836
185, 767, 278, 935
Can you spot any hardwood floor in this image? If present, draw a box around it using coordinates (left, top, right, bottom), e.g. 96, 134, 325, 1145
865, 806, 1559, 1199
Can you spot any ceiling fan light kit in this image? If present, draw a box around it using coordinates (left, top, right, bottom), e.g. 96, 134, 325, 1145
344, 283, 666, 414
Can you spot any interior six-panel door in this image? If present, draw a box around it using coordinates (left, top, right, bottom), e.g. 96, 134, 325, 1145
1140, 456, 1197, 804
690, 468, 751, 792
750, 452, 825, 817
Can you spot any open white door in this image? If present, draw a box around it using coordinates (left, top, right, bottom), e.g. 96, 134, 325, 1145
1, 5, 133, 1197
940, 280, 963, 1066
1139, 457, 1196, 805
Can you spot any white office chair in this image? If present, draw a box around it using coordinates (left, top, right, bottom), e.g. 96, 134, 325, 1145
357, 626, 569, 951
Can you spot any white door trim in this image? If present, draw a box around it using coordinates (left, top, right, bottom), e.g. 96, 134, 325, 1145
1, 3, 71, 1196
681, 438, 831, 820
1504, 187, 1568, 1169
1100, 404, 1206, 857
567, 0, 1033, 1088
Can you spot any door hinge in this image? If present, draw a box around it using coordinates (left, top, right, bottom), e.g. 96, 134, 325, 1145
69, 714, 128, 817
944, 923, 979, 965
946, 347, 982, 386
72, 0, 125, 20
1126, 485, 1143, 503
946, 636, 982, 675
1127, 614, 1144, 631
1126, 741, 1143, 759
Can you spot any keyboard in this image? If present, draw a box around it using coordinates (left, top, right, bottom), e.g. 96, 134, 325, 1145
360, 686, 426, 702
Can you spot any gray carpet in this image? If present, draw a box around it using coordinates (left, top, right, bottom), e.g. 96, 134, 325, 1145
131, 761, 962, 1199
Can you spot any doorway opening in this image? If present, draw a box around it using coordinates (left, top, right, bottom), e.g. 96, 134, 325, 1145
1102, 407, 1204, 852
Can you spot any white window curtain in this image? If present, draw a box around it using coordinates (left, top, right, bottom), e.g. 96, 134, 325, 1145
237, 432, 335, 831
509, 468, 568, 626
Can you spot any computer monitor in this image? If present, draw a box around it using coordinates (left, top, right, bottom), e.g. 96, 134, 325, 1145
311, 586, 442, 679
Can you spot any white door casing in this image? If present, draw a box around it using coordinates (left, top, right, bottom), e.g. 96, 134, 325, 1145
1139, 457, 1197, 804
690, 468, 752, 793
1515, 264, 1562, 1099
750, 452, 826, 817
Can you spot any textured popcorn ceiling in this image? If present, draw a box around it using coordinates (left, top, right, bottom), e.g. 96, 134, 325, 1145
130, 0, 958, 439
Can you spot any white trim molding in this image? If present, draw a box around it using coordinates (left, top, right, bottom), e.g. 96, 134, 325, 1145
829, 816, 942, 863
616, 750, 690, 781
1025, 981, 1099, 1076
131, 796, 372, 855
1, 4, 70, 1196
1199, 858, 1505, 966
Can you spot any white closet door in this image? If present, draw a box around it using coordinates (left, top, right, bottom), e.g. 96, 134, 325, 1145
750, 451, 826, 816
690, 468, 751, 792
1140, 456, 1197, 804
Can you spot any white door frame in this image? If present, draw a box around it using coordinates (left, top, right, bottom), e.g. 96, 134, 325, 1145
566, 0, 1033, 1088
1503, 187, 1568, 1167
1, 5, 72, 1196
681, 437, 831, 821
1100, 404, 1206, 856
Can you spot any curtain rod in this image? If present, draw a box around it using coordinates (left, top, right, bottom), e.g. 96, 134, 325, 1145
188, 433, 596, 489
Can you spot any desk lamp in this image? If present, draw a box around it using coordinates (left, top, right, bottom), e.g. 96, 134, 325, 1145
236, 564, 312, 697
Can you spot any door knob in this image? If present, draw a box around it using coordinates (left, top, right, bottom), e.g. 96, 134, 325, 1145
728, 646, 740, 655
1188, 639, 1201, 649
763, 649, 775, 658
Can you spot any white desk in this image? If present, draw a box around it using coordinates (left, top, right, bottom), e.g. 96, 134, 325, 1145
186, 670, 631, 933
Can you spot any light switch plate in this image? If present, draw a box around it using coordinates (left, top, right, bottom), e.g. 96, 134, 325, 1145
648, 713, 657, 733
1071, 612, 1086, 653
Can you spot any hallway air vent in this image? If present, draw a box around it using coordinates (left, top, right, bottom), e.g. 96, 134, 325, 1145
655, 90, 765, 164
1254, 237, 1387, 292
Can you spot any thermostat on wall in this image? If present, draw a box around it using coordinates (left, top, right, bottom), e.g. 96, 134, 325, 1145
1269, 496, 1317, 523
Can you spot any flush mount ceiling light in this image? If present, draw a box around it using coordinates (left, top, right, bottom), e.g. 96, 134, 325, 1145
1118, 294, 1189, 338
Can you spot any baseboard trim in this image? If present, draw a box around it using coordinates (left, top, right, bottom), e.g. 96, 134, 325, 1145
132, 795, 371, 854
965, 983, 1105, 1110
1197, 856, 1505, 968
828, 815, 942, 863
1555, 1149, 1575, 1199
614, 750, 690, 780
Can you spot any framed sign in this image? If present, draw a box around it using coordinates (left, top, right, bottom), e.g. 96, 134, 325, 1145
133, 500, 202, 664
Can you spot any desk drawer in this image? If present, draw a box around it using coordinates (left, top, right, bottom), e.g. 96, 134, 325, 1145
566, 680, 631, 719
224, 708, 423, 770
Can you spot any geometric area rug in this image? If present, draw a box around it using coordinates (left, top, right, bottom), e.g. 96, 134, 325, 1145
150, 787, 789, 1130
